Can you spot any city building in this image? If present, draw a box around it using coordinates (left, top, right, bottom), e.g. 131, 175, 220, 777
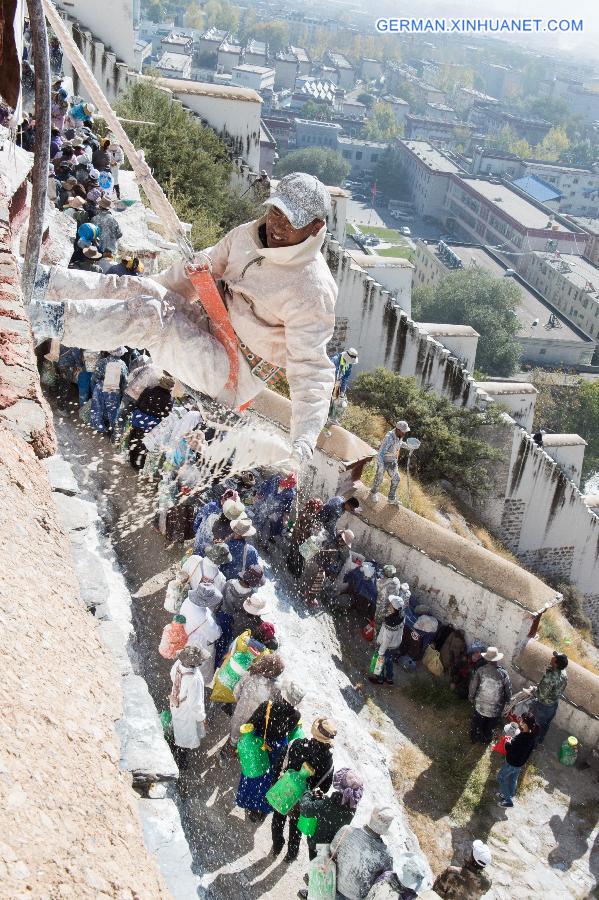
382, 95, 409, 125
414, 240, 595, 367
340, 99, 366, 119
259, 121, 277, 176
338, 137, 386, 176
386, 62, 446, 106
274, 48, 300, 91
548, 76, 599, 126
453, 87, 500, 116
137, 20, 175, 55
217, 38, 242, 74
290, 78, 339, 108
291, 46, 311, 77
512, 175, 562, 211
425, 102, 456, 123
517, 251, 599, 341
155, 52, 192, 80
445, 176, 586, 255
261, 115, 294, 153
395, 139, 464, 219
244, 39, 267, 67
483, 63, 521, 100
565, 216, 599, 266
295, 119, 342, 150
197, 27, 228, 61
154, 78, 262, 171
160, 32, 193, 56
134, 38, 152, 72
360, 57, 383, 81
325, 51, 355, 90
404, 115, 473, 145
231, 65, 275, 92
473, 108, 552, 146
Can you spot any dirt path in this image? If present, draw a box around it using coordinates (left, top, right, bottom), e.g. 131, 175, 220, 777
54, 404, 599, 900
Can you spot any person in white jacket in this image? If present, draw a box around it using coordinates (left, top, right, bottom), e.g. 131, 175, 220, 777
169, 646, 209, 762
229, 652, 286, 747
29, 173, 337, 464
369, 595, 405, 686
179, 587, 222, 682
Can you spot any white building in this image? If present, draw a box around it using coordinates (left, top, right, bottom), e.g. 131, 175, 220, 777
517, 251, 599, 342
198, 27, 228, 60
153, 78, 262, 171
325, 51, 355, 90
475, 382, 538, 431
160, 32, 193, 56
348, 251, 414, 315
155, 52, 192, 81
417, 323, 479, 370
338, 138, 387, 177
134, 38, 152, 72
382, 95, 409, 125
244, 40, 267, 68
217, 38, 242, 74
56, 0, 136, 68
232, 65, 274, 93
396, 140, 464, 220
340, 99, 366, 119
542, 434, 587, 487
360, 58, 383, 82
413, 240, 595, 367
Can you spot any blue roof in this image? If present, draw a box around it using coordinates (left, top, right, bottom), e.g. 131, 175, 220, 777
513, 175, 563, 203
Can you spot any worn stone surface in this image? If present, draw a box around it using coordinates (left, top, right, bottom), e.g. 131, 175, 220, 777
139, 798, 203, 899
0, 424, 169, 897
52, 492, 99, 532
116, 672, 179, 784
42, 454, 79, 496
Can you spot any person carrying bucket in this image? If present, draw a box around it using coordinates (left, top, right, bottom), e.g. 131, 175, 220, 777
29, 173, 338, 468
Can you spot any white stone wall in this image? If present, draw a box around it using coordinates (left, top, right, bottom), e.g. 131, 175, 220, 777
64, 21, 133, 104
57, 0, 136, 69
542, 438, 586, 487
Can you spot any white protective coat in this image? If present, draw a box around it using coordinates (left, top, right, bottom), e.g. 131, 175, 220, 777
169, 660, 206, 749
178, 600, 221, 682
181, 554, 226, 594
41, 216, 337, 452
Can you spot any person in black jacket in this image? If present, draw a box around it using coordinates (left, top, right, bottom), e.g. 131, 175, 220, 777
128, 376, 174, 469
271, 717, 336, 862
299, 767, 363, 862
497, 712, 538, 808
236, 684, 303, 823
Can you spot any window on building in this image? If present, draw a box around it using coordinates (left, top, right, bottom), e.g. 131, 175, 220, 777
355, 151, 362, 160
371, 154, 378, 162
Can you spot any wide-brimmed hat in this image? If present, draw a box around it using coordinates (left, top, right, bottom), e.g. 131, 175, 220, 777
311, 716, 337, 744
66, 196, 86, 209
250, 652, 285, 679
222, 499, 246, 520
368, 806, 394, 835
346, 347, 358, 360
98, 196, 112, 209
71, 137, 84, 148
204, 543, 232, 566
178, 645, 209, 667
383, 564, 397, 577
83, 246, 102, 259
230, 517, 256, 538
280, 679, 305, 707
242, 594, 270, 616
395, 420, 410, 432
264, 172, 331, 230
472, 839, 492, 867
188, 582, 222, 608
240, 564, 265, 588
388, 594, 405, 611
482, 646, 504, 662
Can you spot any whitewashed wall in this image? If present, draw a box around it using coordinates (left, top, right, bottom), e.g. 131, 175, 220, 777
58, 0, 136, 69
61, 19, 133, 104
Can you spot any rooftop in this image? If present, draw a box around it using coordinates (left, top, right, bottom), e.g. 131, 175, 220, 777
476, 381, 538, 395
290, 46, 310, 64
383, 95, 409, 106
458, 87, 500, 102
430, 243, 589, 342
219, 39, 242, 53
161, 32, 192, 46
535, 251, 599, 293
419, 322, 480, 337
233, 64, 274, 75
566, 215, 599, 236
156, 52, 190, 72
513, 175, 563, 204
200, 27, 228, 42
543, 433, 587, 447
400, 140, 462, 174
327, 51, 353, 69
338, 136, 388, 149
152, 77, 262, 104
349, 250, 414, 269
245, 39, 266, 54
458, 177, 574, 232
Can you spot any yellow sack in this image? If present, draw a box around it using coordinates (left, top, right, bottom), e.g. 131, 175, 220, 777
210, 631, 267, 704
423, 644, 444, 677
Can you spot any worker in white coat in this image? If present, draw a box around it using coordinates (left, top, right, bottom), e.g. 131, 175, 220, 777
179, 585, 222, 682
169, 646, 209, 760
29, 173, 337, 464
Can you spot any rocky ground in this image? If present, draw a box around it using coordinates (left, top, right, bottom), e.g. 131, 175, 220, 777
54, 401, 599, 900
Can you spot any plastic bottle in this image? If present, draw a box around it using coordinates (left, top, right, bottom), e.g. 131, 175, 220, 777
307, 843, 337, 900
288, 721, 305, 742
297, 811, 318, 836
216, 640, 264, 692
237, 724, 270, 778
558, 735, 578, 766
266, 762, 315, 815
157, 472, 175, 511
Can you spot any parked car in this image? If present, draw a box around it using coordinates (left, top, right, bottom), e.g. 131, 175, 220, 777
400, 226, 412, 236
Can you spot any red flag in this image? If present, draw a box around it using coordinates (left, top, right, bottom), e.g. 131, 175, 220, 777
371, 182, 377, 197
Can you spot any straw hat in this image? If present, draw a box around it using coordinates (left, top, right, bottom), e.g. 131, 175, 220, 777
482, 646, 504, 662
83, 246, 102, 259
222, 499, 246, 521
242, 594, 271, 616
368, 806, 394, 835
311, 717, 337, 745
230, 517, 256, 538
98, 196, 112, 209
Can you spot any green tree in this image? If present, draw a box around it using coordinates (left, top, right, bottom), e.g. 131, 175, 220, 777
248, 22, 289, 55
531, 371, 599, 479
275, 148, 350, 186
535, 127, 571, 162
560, 139, 599, 168
116, 81, 260, 249
144, 0, 164, 22
202, 0, 238, 31
372, 147, 409, 199
411, 269, 522, 377
300, 100, 333, 121
357, 92, 376, 109
348, 369, 502, 499
184, 1, 204, 29
363, 103, 398, 142
489, 124, 532, 157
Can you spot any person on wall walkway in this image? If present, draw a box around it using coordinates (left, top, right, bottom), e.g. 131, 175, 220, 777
369, 421, 411, 507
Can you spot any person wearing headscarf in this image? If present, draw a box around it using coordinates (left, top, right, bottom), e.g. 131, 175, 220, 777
90, 348, 128, 434
236, 681, 304, 822
181, 545, 228, 593
252, 473, 297, 543
228, 653, 285, 748
271, 716, 336, 862
375, 566, 403, 628
179, 591, 222, 683
169, 646, 210, 765
331, 807, 395, 900
222, 517, 259, 580
298, 767, 364, 863
369, 596, 405, 686
192, 490, 241, 556
286, 497, 324, 579
215, 564, 267, 667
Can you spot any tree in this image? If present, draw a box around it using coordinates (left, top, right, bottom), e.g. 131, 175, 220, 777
115, 81, 261, 249
489, 124, 532, 158
348, 369, 502, 499
535, 127, 571, 162
300, 100, 333, 122
560, 139, 599, 168
247, 22, 289, 56
184, 1, 204, 29
411, 269, 522, 377
202, 0, 238, 31
372, 147, 409, 199
357, 93, 376, 110
531, 371, 599, 479
363, 103, 398, 142
275, 148, 350, 186
144, 0, 164, 22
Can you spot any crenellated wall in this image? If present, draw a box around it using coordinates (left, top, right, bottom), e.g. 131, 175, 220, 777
60, 16, 134, 104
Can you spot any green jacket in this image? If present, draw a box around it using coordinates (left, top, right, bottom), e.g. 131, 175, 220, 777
299, 791, 355, 845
